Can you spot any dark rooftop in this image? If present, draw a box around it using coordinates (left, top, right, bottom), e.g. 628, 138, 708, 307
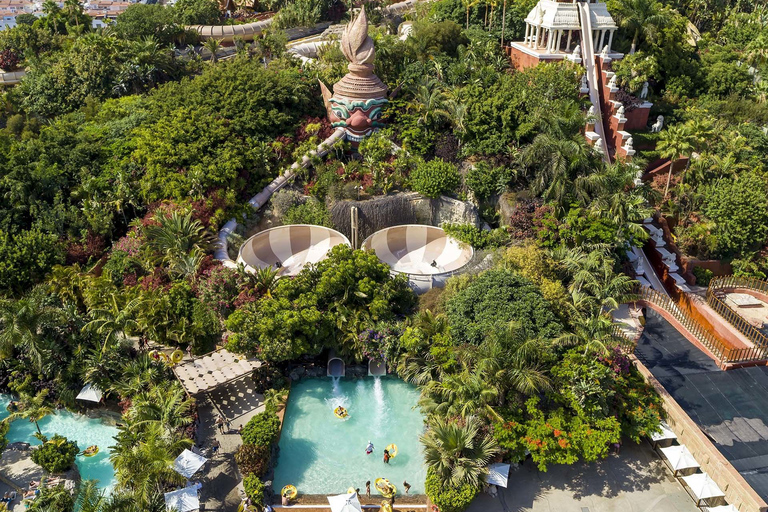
635, 309, 768, 501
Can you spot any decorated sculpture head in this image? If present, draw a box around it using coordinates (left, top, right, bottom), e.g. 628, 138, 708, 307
319, 7, 388, 146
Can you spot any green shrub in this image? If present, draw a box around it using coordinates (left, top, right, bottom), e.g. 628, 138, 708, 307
444, 269, 562, 345
234, 444, 270, 478
443, 223, 510, 249
283, 200, 332, 227
243, 475, 265, 507
425, 467, 478, 512
465, 162, 512, 201
692, 266, 714, 287
410, 159, 461, 198
0, 419, 8, 453
241, 410, 281, 447
0, 229, 64, 296
31, 435, 79, 473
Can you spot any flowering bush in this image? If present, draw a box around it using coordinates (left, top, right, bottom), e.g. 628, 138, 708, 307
196, 264, 243, 319
358, 324, 400, 364
0, 49, 20, 71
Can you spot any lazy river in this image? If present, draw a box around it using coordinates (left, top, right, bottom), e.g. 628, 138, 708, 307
0, 394, 118, 491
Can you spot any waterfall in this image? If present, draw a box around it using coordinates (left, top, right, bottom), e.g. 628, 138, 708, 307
331, 376, 341, 395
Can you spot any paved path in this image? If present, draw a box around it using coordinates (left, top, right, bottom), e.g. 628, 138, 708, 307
467, 440, 697, 512
196, 377, 266, 511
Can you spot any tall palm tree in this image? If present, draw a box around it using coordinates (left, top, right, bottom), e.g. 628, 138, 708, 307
0, 298, 56, 373
656, 123, 695, 199
409, 77, 447, 129
10, 389, 54, 435
611, 0, 669, 53
84, 292, 142, 355
521, 134, 600, 214
551, 247, 637, 314
74, 480, 108, 512
555, 306, 628, 356
420, 369, 502, 421
129, 385, 194, 436
461, 0, 481, 29
420, 416, 499, 487
111, 424, 191, 508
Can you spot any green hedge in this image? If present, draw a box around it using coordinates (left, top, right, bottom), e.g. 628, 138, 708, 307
243, 474, 265, 506
425, 467, 478, 512
410, 159, 461, 198
241, 410, 281, 447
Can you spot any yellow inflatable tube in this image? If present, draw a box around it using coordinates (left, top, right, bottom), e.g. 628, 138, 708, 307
385, 443, 398, 458
334, 406, 348, 419
281, 485, 297, 499
375, 478, 396, 498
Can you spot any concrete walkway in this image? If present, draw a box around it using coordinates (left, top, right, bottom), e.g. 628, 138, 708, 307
196, 376, 266, 511
467, 441, 697, 512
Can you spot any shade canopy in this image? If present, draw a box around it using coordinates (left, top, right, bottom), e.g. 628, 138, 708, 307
681, 473, 725, 501
327, 492, 363, 512
487, 462, 511, 488
174, 349, 261, 395
659, 445, 700, 471
650, 421, 677, 443
76, 384, 102, 403
164, 487, 199, 512
173, 449, 207, 479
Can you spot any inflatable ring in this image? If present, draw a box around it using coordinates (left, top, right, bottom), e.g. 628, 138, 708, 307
159, 352, 170, 363
347, 487, 357, 494
171, 349, 184, 364
381, 502, 393, 512
385, 443, 398, 458
334, 406, 348, 419
149, 350, 159, 359
82, 445, 99, 457
375, 478, 396, 498
281, 485, 297, 499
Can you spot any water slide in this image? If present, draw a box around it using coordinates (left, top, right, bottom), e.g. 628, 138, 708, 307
577, 2, 610, 161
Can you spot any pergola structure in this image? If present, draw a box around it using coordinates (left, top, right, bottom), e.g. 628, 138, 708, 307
173, 349, 261, 396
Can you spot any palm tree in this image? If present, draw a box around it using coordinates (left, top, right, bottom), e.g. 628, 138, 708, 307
203, 38, 223, 63
420, 416, 499, 487
85, 293, 142, 355
551, 247, 637, 314
611, 0, 669, 54
74, 480, 108, 512
461, 0, 481, 29
48, 264, 86, 311
420, 369, 502, 421
263, 388, 288, 412
252, 265, 279, 297
657, 123, 695, 199
144, 211, 211, 264
111, 353, 165, 399
111, 424, 191, 507
10, 389, 54, 435
129, 385, 194, 436
409, 77, 447, 129
0, 298, 56, 373
521, 133, 600, 214
555, 307, 628, 356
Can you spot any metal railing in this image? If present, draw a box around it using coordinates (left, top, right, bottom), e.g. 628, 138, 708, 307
707, 276, 768, 349
634, 285, 768, 365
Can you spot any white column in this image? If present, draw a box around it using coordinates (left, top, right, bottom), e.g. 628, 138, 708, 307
566, 29, 572, 51
598, 29, 606, 51
526, 24, 531, 46
607, 29, 615, 52
534, 25, 541, 49
593, 30, 599, 49
556, 30, 562, 53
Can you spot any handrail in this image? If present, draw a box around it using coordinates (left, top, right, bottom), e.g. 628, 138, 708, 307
707, 276, 768, 348
578, 2, 610, 161
634, 285, 768, 365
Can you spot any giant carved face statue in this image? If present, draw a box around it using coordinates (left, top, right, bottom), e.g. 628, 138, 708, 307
328, 97, 387, 143
319, 7, 388, 148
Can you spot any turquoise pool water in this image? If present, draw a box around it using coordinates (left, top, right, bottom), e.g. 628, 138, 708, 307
0, 394, 118, 491
273, 376, 426, 495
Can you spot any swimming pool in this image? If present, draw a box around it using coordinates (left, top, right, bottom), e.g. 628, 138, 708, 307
0, 394, 118, 491
273, 376, 426, 495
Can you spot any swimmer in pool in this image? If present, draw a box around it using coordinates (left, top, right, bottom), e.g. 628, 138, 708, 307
366, 441, 374, 454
